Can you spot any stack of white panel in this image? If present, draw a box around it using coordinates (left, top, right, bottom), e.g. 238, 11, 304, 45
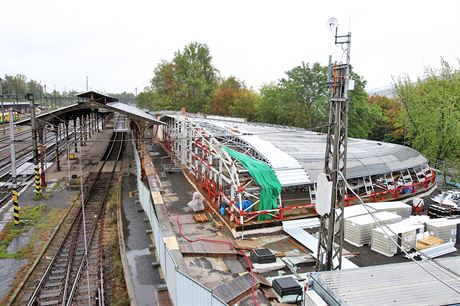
345, 211, 402, 247
342, 204, 376, 219
426, 218, 459, 243
327, 205, 376, 229
366, 202, 412, 218
371, 221, 424, 257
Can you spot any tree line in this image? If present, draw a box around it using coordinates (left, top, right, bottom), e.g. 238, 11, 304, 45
138, 42, 459, 164
0, 75, 135, 105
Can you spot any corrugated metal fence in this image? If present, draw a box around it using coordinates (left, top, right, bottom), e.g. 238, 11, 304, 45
133, 140, 227, 306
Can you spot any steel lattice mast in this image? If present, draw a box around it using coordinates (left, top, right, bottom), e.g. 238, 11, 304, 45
316, 26, 352, 271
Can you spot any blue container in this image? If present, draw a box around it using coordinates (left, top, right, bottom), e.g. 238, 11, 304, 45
241, 200, 253, 212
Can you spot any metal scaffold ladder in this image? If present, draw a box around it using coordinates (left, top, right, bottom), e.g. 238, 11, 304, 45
364, 176, 374, 195
415, 165, 426, 182
384, 173, 395, 190
400, 169, 413, 185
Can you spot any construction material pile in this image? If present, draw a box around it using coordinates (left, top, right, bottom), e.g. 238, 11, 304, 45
371, 221, 424, 257
426, 218, 459, 243
344, 211, 402, 247
366, 201, 412, 218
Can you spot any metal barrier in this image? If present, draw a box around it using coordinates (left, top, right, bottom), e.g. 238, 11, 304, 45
132, 139, 227, 306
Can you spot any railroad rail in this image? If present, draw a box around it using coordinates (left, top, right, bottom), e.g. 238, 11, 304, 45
0, 126, 84, 208
11, 131, 124, 306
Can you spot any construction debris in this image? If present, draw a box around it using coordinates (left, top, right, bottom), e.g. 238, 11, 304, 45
344, 211, 402, 247
212, 272, 260, 304
252, 258, 286, 273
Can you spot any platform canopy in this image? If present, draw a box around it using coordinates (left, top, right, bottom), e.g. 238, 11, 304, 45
76, 90, 119, 103
16, 93, 164, 126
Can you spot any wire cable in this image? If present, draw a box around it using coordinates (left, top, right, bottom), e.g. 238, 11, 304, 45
339, 170, 460, 280
176, 214, 259, 306
337, 170, 460, 295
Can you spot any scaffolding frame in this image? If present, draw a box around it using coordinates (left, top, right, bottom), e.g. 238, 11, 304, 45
159, 115, 437, 229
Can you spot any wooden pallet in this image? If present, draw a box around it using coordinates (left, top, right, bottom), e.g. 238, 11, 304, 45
128, 190, 139, 198
193, 213, 209, 223
417, 236, 443, 250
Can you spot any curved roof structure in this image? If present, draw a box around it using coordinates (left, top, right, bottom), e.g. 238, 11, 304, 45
165, 114, 427, 185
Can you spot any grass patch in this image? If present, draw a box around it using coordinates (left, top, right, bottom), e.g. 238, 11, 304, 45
0, 204, 65, 260
0, 204, 45, 258
104, 180, 130, 306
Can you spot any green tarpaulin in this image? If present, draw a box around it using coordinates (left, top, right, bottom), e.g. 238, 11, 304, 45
223, 147, 282, 221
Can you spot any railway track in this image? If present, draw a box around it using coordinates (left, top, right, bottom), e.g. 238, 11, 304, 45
12, 131, 124, 306
0, 128, 84, 208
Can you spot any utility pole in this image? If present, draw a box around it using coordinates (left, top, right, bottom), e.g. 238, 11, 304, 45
10, 109, 19, 225
26, 93, 41, 197
86, 76, 89, 91
316, 19, 352, 271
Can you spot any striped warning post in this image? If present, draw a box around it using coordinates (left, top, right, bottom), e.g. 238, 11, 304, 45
34, 165, 41, 195
13, 188, 19, 225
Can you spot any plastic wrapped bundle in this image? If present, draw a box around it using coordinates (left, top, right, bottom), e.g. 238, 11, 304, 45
345, 211, 402, 247
187, 191, 205, 212
366, 202, 412, 219
371, 221, 424, 257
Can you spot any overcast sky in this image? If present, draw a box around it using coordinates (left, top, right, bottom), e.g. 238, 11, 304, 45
1, 0, 459, 94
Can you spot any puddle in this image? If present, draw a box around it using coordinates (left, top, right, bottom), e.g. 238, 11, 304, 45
6, 228, 34, 253
126, 248, 158, 306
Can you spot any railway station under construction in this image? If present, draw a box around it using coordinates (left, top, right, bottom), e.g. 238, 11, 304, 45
3, 92, 458, 306
154, 112, 437, 233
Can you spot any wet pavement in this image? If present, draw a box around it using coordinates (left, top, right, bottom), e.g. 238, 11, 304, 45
0, 259, 27, 298
122, 143, 160, 306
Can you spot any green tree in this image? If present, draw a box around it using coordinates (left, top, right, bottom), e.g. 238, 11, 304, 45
368, 95, 404, 143
206, 76, 243, 115
394, 60, 460, 161
256, 63, 329, 129
137, 91, 156, 109
256, 84, 281, 124
229, 89, 260, 120
2, 74, 29, 95
146, 42, 219, 112
149, 61, 180, 110
172, 42, 219, 112
256, 63, 378, 137
346, 71, 382, 139
109, 91, 136, 104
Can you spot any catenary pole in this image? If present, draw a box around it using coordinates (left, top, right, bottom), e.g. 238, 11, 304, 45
27, 93, 41, 197
10, 109, 19, 225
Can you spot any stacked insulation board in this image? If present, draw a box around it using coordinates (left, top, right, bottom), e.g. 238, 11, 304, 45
345, 211, 402, 247
371, 221, 424, 257
366, 201, 412, 218
342, 204, 376, 219
426, 218, 459, 243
